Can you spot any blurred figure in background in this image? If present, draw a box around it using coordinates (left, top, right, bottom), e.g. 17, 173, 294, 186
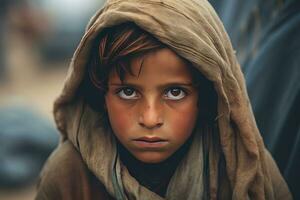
210, 0, 300, 199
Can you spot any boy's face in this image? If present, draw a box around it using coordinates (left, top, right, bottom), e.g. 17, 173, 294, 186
105, 48, 199, 163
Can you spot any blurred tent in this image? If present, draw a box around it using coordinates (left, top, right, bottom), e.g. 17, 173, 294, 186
0, 104, 59, 188
210, 0, 300, 199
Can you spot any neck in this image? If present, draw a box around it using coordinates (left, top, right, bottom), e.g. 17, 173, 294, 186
118, 137, 192, 197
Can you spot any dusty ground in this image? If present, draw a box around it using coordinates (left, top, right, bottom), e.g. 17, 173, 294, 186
0, 33, 68, 118
0, 62, 67, 118
0, 185, 37, 200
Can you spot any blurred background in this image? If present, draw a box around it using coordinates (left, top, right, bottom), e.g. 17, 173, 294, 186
0, 0, 105, 199
0, 0, 299, 199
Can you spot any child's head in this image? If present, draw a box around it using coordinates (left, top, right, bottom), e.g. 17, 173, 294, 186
49, 1, 286, 198
84, 22, 217, 163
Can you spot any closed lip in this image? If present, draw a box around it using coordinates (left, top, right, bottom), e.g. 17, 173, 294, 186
133, 136, 167, 143
132, 136, 168, 148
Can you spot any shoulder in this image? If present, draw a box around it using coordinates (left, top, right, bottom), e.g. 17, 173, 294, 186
35, 140, 113, 200
264, 149, 293, 200
38, 140, 86, 186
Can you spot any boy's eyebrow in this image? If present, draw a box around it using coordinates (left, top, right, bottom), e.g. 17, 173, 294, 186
109, 82, 195, 89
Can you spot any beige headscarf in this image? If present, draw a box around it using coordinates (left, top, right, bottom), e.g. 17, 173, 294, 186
52, 0, 286, 199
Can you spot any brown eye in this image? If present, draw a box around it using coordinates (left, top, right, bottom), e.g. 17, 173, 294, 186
165, 87, 187, 100
117, 87, 138, 99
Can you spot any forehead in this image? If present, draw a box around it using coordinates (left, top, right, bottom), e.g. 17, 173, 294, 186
109, 48, 194, 84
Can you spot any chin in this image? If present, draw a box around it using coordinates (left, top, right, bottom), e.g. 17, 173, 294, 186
134, 152, 170, 164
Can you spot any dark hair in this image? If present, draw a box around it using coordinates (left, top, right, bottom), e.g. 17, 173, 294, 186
90, 23, 163, 89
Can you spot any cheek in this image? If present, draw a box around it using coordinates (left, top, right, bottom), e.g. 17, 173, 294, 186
105, 96, 134, 135
167, 99, 198, 138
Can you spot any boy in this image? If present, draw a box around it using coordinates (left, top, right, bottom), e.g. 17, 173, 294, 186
36, 0, 292, 199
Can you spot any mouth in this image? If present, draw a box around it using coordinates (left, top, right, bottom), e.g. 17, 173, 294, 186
133, 136, 168, 148
134, 136, 166, 142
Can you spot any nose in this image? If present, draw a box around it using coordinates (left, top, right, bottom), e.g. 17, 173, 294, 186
138, 99, 163, 129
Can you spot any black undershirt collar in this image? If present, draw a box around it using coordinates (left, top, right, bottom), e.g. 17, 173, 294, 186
118, 137, 192, 197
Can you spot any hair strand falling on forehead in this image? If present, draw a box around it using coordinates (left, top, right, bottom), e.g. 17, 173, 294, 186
88, 22, 162, 91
